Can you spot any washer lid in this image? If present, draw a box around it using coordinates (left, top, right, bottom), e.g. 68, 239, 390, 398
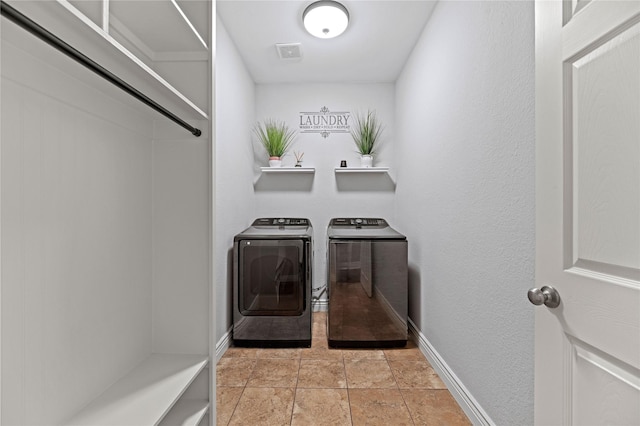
235, 218, 313, 240
327, 218, 406, 240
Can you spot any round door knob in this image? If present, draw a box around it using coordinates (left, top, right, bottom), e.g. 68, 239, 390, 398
528, 285, 561, 309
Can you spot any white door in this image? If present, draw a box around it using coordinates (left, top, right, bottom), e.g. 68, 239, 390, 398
534, 1, 640, 425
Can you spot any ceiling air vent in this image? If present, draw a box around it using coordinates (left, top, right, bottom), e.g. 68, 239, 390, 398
276, 43, 303, 60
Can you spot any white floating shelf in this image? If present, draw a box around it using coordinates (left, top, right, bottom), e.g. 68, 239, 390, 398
334, 167, 395, 187
261, 167, 315, 173
65, 353, 209, 426
334, 167, 390, 173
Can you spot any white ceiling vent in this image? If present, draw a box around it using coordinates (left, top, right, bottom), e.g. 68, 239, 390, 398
276, 43, 303, 60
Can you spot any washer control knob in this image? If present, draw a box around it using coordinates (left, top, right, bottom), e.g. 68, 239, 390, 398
355, 218, 363, 224
278, 218, 285, 224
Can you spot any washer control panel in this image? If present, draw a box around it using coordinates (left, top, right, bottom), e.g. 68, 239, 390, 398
330, 218, 388, 227
252, 218, 310, 227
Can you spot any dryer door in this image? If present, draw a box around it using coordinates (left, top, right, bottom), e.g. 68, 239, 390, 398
238, 239, 305, 316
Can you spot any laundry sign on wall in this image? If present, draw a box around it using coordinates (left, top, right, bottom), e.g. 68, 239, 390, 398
299, 106, 350, 138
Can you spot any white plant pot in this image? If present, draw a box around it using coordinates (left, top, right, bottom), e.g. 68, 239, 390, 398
268, 157, 282, 167
360, 154, 373, 168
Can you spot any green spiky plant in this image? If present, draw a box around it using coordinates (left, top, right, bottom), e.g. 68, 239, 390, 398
254, 119, 296, 158
351, 110, 384, 155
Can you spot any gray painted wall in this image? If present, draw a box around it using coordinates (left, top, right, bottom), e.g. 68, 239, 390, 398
214, 17, 257, 341
395, 2, 536, 424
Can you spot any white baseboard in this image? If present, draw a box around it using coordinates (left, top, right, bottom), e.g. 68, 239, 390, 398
215, 327, 232, 363
408, 318, 495, 426
312, 298, 328, 311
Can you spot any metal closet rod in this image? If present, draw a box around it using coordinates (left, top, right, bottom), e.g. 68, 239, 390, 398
0, 1, 202, 137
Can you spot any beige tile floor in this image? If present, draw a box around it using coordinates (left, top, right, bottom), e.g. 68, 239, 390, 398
217, 312, 471, 425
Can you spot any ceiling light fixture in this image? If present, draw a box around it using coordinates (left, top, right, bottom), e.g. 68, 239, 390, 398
303, 1, 349, 39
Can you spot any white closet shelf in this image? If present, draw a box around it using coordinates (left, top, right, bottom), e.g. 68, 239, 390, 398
65, 353, 209, 426
56, 0, 208, 120
11, 0, 208, 122
158, 399, 209, 426
260, 167, 315, 173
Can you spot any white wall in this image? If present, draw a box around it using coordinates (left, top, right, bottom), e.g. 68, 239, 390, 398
152, 118, 210, 355
214, 17, 256, 342
1, 30, 154, 424
254, 83, 396, 303
395, 1, 535, 424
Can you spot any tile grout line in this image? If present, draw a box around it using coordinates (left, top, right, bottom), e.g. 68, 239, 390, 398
225, 386, 245, 426
230, 356, 257, 426
385, 349, 417, 425
289, 357, 302, 425
342, 355, 354, 426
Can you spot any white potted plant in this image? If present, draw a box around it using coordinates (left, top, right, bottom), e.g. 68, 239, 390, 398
254, 119, 296, 167
351, 110, 383, 167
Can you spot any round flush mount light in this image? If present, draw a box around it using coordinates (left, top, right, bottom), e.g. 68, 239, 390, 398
303, 1, 349, 39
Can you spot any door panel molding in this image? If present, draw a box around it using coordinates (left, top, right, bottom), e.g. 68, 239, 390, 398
563, 2, 640, 60
562, 19, 640, 277
535, 1, 640, 423
570, 339, 640, 425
